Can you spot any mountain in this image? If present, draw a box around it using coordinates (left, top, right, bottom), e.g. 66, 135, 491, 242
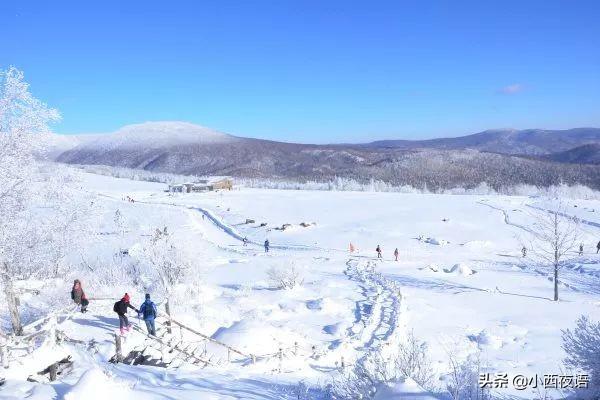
544, 143, 600, 165
365, 128, 600, 156
56, 122, 600, 190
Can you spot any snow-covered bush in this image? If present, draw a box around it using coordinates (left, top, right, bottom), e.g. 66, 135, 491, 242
445, 351, 491, 400
266, 265, 304, 290
331, 333, 434, 399
129, 227, 194, 294
562, 316, 600, 398
394, 331, 435, 389
331, 352, 386, 399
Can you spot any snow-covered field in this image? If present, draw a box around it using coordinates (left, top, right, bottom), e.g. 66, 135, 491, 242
2, 171, 600, 399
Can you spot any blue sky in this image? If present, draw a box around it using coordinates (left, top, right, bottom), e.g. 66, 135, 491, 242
1, 1, 599, 143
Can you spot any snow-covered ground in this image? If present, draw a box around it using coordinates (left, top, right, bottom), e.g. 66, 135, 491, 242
2, 171, 599, 399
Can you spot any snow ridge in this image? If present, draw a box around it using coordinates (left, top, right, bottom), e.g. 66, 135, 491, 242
78, 121, 235, 151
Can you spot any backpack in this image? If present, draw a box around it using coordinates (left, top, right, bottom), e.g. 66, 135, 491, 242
113, 301, 119, 313
143, 301, 156, 319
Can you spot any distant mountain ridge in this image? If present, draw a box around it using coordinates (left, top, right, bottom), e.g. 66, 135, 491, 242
364, 128, 600, 156
55, 122, 600, 190
543, 143, 600, 165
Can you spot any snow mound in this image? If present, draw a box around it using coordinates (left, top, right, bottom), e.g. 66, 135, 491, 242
64, 369, 130, 400
374, 377, 438, 399
425, 237, 449, 246
323, 322, 347, 336
306, 297, 347, 314
212, 319, 302, 354
306, 298, 324, 310
443, 263, 476, 276
467, 330, 503, 349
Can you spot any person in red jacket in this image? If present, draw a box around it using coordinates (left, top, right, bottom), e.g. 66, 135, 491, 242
71, 279, 89, 313
113, 293, 139, 335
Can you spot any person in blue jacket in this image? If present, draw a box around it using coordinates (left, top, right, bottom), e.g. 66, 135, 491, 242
138, 293, 158, 336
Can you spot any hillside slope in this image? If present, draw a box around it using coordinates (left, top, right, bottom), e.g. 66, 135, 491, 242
366, 128, 600, 155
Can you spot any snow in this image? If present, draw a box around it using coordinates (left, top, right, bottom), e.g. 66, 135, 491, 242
2, 170, 600, 399
64, 369, 131, 399
374, 378, 438, 400
70, 121, 235, 152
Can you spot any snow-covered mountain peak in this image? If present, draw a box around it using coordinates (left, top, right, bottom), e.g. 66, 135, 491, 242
81, 121, 235, 150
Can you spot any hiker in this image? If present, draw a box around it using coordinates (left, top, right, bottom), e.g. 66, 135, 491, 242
113, 293, 139, 335
394, 248, 399, 262
522, 246, 527, 258
71, 279, 89, 313
243, 237, 248, 246
264, 239, 270, 253
597, 240, 600, 254
349, 242, 355, 253
138, 294, 158, 336
376, 245, 382, 259
579, 243, 584, 256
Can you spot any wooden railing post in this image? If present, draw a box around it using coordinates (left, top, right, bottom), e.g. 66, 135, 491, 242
0, 344, 8, 369
48, 362, 58, 382
114, 333, 123, 363
278, 347, 283, 373
165, 300, 172, 334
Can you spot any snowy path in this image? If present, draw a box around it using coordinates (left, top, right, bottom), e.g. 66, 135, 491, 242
476, 199, 534, 235
98, 192, 346, 253
343, 258, 403, 356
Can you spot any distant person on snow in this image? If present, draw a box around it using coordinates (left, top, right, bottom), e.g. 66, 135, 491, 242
376, 245, 382, 259
243, 237, 248, 246
349, 242, 355, 253
113, 293, 139, 335
597, 240, 600, 254
71, 279, 89, 313
394, 248, 399, 262
579, 243, 584, 256
264, 239, 270, 253
522, 246, 527, 258
138, 294, 158, 336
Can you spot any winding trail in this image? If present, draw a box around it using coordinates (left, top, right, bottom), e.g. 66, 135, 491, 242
98, 192, 345, 253
476, 200, 534, 234
343, 258, 403, 354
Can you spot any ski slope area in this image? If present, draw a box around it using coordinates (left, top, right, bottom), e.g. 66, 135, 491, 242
1, 171, 600, 399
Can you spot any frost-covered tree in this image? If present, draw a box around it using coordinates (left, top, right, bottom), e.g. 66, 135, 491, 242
114, 209, 125, 235
0, 67, 88, 335
562, 316, 600, 398
527, 203, 580, 301
130, 227, 192, 332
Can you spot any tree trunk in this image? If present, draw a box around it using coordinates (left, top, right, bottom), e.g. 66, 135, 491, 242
554, 263, 559, 301
1, 263, 23, 335
165, 298, 172, 334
